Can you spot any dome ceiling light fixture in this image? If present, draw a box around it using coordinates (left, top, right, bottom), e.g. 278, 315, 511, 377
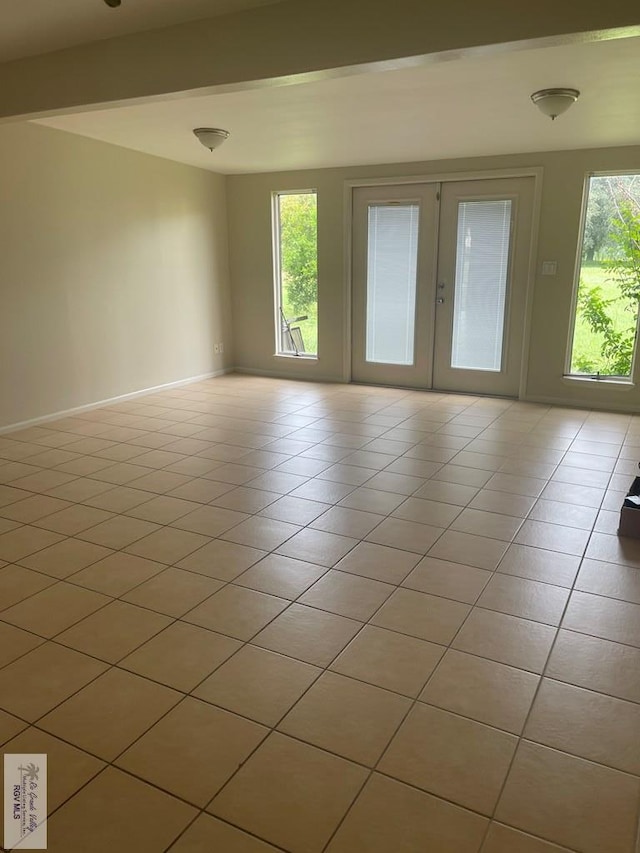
103, 0, 122, 7
193, 128, 230, 151
530, 88, 580, 121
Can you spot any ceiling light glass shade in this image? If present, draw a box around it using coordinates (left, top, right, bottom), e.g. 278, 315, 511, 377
193, 128, 230, 151
530, 88, 580, 120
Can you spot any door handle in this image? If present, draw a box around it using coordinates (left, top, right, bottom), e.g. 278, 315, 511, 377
436, 297, 445, 304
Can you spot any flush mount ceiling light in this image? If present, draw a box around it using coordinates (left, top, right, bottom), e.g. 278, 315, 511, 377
103, 0, 122, 7
193, 128, 230, 151
530, 88, 580, 121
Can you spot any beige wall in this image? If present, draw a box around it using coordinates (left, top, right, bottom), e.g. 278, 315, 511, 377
0, 122, 232, 429
227, 145, 640, 409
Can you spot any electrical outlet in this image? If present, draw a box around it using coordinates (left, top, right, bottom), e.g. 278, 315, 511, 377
214, 344, 219, 354
219, 342, 224, 354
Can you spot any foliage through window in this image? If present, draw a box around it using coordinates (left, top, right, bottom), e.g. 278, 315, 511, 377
273, 191, 318, 357
569, 174, 640, 378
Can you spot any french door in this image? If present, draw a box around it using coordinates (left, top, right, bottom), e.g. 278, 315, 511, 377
351, 177, 535, 396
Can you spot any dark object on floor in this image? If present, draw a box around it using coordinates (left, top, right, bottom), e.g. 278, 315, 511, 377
618, 474, 640, 538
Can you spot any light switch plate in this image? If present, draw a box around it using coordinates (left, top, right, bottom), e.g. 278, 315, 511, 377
542, 261, 558, 276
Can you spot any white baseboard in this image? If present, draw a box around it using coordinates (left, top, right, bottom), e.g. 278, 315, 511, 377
0, 368, 234, 435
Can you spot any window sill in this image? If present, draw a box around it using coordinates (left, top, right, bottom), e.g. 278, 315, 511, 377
274, 353, 318, 361
562, 375, 634, 388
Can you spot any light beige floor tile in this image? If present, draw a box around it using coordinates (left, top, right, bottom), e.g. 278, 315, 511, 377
421, 649, 539, 734
299, 570, 394, 620
428, 529, 508, 570
339, 487, 406, 514
169, 814, 281, 852
546, 628, 640, 703
452, 608, 556, 673
83, 485, 156, 512
177, 538, 266, 580
209, 732, 367, 853
122, 567, 223, 616
0, 642, 107, 721
379, 703, 517, 814
371, 588, 470, 645
310, 506, 384, 538
0, 525, 66, 561
194, 644, 321, 725
4, 727, 105, 811
183, 584, 288, 639
290, 479, 356, 504
586, 531, 640, 567
125, 526, 211, 564
279, 671, 410, 765
334, 541, 420, 584
34, 503, 115, 535
56, 600, 171, 662
528, 498, 598, 530
482, 823, 579, 852
0, 494, 70, 523
468, 489, 536, 518
562, 589, 640, 647
484, 473, 546, 497
0, 484, 32, 507
514, 520, 589, 557
524, 678, 640, 774
78, 515, 160, 549
220, 515, 301, 550
477, 574, 569, 625
253, 603, 362, 666
234, 553, 327, 599
39, 668, 182, 760
89, 462, 151, 485
364, 471, 426, 495
497, 544, 579, 588
117, 697, 267, 806
0, 564, 57, 609
18, 537, 112, 579
171, 504, 248, 536
128, 470, 194, 494
10, 470, 78, 492
212, 486, 281, 514
327, 773, 488, 853
167, 477, 233, 503
366, 517, 443, 554
575, 557, 640, 604
258, 495, 329, 524
0, 621, 44, 667
413, 480, 479, 506
277, 528, 358, 566
495, 741, 640, 853
46, 767, 196, 853
330, 624, 444, 697
451, 508, 523, 541
402, 556, 491, 604
1, 582, 110, 638
0, 709, 28, 745
434, 465, 492, 488
125, 495, 201, 524
70, 551, 165, 595
391, 497, 462, 527
121, 621, 241, 692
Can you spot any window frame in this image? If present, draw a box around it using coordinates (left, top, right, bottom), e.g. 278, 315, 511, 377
271, 188, 318, 360
564, 170, 640, 384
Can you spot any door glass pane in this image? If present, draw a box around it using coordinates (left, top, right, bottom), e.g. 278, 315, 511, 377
451, 200, 512, 372
366, 204, 419, 365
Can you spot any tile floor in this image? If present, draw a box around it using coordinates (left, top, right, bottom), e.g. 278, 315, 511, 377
1, 375, 640, 852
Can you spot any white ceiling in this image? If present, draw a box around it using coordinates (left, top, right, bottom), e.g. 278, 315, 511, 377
36, 36, 640, 174
0, 0, 284, 62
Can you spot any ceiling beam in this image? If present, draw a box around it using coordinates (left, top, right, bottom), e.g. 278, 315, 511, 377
1, 0, 639, 121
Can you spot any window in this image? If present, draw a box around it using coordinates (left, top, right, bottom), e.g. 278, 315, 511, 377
273, 190, 318, 357
568, 174, 640, 379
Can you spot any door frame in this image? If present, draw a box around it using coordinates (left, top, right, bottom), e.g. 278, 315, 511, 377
342, 167, 544, 398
